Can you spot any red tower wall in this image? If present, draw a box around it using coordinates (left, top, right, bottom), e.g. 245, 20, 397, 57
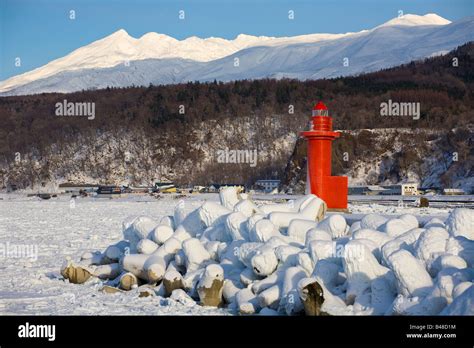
300, 103, 348, 210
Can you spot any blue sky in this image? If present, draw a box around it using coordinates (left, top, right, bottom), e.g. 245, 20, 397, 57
0, 0, 473, 80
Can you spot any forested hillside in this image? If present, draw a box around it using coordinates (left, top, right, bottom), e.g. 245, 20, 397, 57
0, 43, 472, 191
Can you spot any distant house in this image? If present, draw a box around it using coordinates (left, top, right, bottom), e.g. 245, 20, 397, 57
380, 183, 419, 196
207, 185, 218, 193
443, 188, 465, 195
7, 183, 18, 192
401, 183, 419, 196
193, 185, 206, 193
255, 179, 280, 193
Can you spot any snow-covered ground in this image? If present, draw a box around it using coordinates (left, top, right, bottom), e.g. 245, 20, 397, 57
0, 193, 471, 315
0, 193, 228, 315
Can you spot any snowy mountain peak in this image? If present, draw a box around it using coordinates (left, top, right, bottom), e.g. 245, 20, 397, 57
100, 29, 135, 44
110, 28, 131, 37
0, 13, 465, 95
378, 13, 451, 28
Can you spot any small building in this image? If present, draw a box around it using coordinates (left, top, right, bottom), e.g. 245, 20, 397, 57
401, 183, 419, 196
7, 183, 18, 192
255, 179, 281, 193
207, 185, 218, 193
380, 183, 419, 196
193, 185, 206, 193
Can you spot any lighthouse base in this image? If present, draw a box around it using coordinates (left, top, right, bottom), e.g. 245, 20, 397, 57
309, 175, 348, 210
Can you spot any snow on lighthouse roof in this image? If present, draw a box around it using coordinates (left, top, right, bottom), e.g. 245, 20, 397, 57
312, 101, 329, 116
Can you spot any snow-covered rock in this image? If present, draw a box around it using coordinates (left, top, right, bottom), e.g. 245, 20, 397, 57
316, 214, 347, 239
414, 227, 450, 266
287, 219, 318, 244
150, 225, 174, 245
342, 239, 391, 303
386, 249, 433, 298
225, 212, 249, 241
182, 238, 212, 272
440, 285, 474, 315
219, 186, 241, 210
360, 214, 388, 231
445, 208, 474, 240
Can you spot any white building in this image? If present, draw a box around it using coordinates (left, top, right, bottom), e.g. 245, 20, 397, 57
401, 183, 418, 196
255, 179, 280, 193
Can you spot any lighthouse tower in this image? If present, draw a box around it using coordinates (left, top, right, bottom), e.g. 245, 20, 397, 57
300, 102, 348, 210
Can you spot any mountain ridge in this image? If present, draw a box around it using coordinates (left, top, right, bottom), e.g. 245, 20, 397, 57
0, 43, 472, 192
0, 13, 460, 95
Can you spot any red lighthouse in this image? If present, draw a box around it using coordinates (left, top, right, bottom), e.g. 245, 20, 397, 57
300, 102, 348, 210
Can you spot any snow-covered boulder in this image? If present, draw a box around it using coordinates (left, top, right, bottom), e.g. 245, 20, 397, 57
342, 239, 391, 304
386, 249, 433, 298
445, 236, 474, 267
429, 254, 467, 277
250, 219, 280, 243
287, 219, 317, 244
234, 199, 262, 217
182, 238, 212, 272
225, 211, 249, 241
104, 240, 129, 262
305, 228, 333, 245
353, 229, 393, 249
440, 284, 474, 315
445, 208, 474, 240
136, 239, 159, 254
235, 288, 260, 314
414, 227, 450, 267
150, 225, 174, 245
380, 218, 412, 237
219, 186, 241, 210
122, 216, 157, 253
423, 217, 445, 229
278, 266, 306, 315
251, 250, 279, 276
198, 202, 231, 228
197, 264, 225, 307
268, 195, 326, 230
163, 270, 184, 296
381, 228, 424, 264
259, 195, 315, 215
360, 214, 388, 231
159, 215, 175, 230
316, 214, 347, 239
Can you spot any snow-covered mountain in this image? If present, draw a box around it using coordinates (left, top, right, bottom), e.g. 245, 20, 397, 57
2, 13, 473, 96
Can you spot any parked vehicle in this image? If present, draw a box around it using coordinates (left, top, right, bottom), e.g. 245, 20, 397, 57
97, 186, 121, 194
